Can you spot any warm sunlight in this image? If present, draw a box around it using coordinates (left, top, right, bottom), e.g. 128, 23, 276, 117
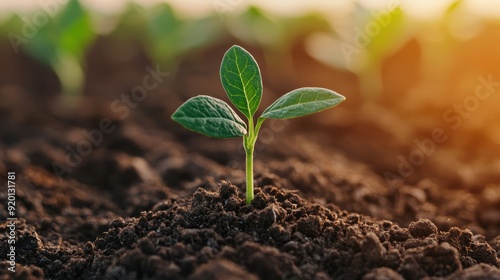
2, 0, 500, 17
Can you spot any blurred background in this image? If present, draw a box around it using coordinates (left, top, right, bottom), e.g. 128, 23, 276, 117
0, 0, 499, 202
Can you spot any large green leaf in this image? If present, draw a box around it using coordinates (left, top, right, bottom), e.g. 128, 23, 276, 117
262, 87, 345, 119
171, 95, 247, 139
220, 45, 262, 119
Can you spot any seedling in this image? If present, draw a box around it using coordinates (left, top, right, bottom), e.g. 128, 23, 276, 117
13, 0, 95, 104
147, 3, 223, 71
225, 7, 329, 82
308, 5, 408, 97
172, 45, 345, 204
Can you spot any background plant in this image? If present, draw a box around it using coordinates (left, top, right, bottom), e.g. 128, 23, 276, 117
225, 6, 330, 83
172, 45, 345, 204
305, 3, 409, 97
17, 0, 95, 103
146, 3, 223, 71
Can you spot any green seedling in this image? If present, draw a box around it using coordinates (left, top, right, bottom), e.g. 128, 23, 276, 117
226, 7, 329, 82
14, 0, 94, 104
147, 3, 223, 70
308, 5, 409, 97
172, 45, 345, 204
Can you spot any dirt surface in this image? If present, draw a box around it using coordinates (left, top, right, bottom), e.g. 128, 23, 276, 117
0, 40, 499, 279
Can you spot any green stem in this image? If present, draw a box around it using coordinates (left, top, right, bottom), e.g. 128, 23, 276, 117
244, 144, 254, 205
243, 117, 266, 205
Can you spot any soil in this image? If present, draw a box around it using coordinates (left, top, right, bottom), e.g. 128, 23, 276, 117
0, 39, 499, 279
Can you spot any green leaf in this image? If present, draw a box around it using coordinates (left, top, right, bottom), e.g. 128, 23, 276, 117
24, 0, 94, 65
19, 0, 94, 96
56, 0, 94, 59
148, 3, 180, 62
171, 95, 247, 138
226, 7, 284, 47
364, 7, 407, 67
220, 45, 263, 119
262, 87, 345, 119
114, 2, 148, 36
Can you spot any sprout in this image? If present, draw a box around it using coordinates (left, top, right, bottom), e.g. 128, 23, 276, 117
17, 0, 95, 104
172, 45, 345, 204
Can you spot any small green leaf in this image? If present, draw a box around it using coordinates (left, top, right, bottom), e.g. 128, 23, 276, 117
262, 87, 345, 119
171, 95, 247, 138
220, 45, 263, 118
56, 0, 94, 59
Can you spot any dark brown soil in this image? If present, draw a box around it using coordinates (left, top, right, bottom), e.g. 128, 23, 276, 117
0, 39, 499, 279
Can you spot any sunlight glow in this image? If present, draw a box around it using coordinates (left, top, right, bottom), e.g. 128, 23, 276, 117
0, 0, 497, 18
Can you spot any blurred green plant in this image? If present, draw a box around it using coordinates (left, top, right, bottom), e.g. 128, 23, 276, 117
225, 6, 330, 81
0, 15, 21, 37
112, 2, 149, 40
146, 3, 224, 70
172, 45, 345, 204
416, 0, 467, 90
307, 4, 411, 97
12, 0, 95, 103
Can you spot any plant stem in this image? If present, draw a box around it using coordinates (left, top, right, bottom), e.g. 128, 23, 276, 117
244, 144, 254, 205
53, 54, 84, 107
243, 117, 265, 205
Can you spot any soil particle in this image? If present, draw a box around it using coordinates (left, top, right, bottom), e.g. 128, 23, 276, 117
188, 259, 258, 280
469, 242, 499, 266
399, 255, 428, 280
408, 219, 438, 238
297, 216, 323, 238
238, 241, 295, 280
269, 224, 292, 243
490, 236, 500, 258
0, 264, 45, 280
361, 232, 386, 265
404, 236, 438, 250
363, 267, 404, 280
419, 242, 461, 276
453, 264, 500, 280
389, 225, 411, 242
138, 237, 156, 255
